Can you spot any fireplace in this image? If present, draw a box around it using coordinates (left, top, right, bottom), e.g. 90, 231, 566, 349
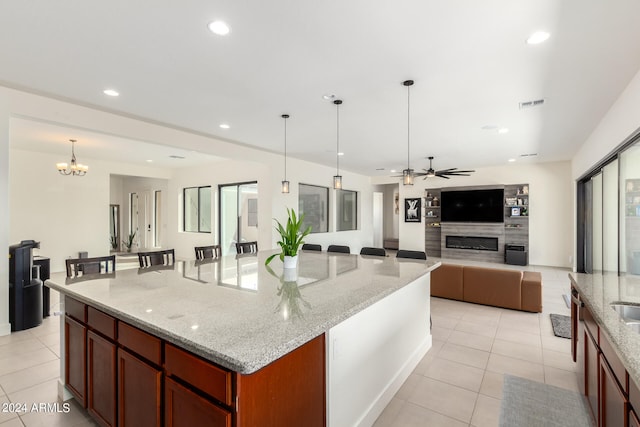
446, 235, 499, 251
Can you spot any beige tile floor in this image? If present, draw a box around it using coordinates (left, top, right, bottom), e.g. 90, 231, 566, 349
0, 263, 579, 426
374, 264, 581, 427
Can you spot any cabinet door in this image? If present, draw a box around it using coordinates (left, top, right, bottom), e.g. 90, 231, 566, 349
118, 348, 162, 427
64, 315, 87, 407
87, 331, 117, 427
571, 287, 580, 362
584, 329, 599, 423
630, 409, 640, 427
600, 353, 627, 427
165, 377, 231, 427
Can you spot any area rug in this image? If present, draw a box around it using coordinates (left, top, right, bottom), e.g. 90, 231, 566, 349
499, 375, 594, 427
550, 313, 571, 339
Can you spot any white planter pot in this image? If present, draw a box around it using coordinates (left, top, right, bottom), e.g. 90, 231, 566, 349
283, 255, 298, 269
283, 267, 298, 282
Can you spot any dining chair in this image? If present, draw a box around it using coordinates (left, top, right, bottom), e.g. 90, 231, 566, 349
138, 249, 175, 267
235, 241, 258, 254
327, 245, 350, 254
66, 255, 116, 278
360, 247, 386, 257
195, 244, 221, 260
301, 243, 322, 251
396, 250, 427, 260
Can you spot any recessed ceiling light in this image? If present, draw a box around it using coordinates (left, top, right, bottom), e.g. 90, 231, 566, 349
390, 169, 397, 173
103, 89, 119, 97
498, 128, 509, 134
145, 309, 153, 313
146, 159, 153, 163
219, 123, 230, 129
508, 158, 516, 163
191, 324, 199, 330
526, 31, 550, 45
208, 20, 230, 36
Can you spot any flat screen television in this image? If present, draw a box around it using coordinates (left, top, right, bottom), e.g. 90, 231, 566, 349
441, 188, 504, 223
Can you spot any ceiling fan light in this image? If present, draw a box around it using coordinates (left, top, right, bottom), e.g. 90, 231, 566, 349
426, 170, 435, 178
402, 169, 414, 185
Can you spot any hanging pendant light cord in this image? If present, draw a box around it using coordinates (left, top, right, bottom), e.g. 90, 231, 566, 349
284, 117, 287, 180
407, 84, 411, 170
336, 102, 340, 175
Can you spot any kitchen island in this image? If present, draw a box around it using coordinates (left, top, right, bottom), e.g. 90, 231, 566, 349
46, 250, 439, 427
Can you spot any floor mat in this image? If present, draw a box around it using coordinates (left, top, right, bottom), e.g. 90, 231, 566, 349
550, 313, 571, 339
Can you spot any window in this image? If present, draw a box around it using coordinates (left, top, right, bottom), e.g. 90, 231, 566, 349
184, 186, 211, 233
299, 184, 328, 233
336, 189, 357, 231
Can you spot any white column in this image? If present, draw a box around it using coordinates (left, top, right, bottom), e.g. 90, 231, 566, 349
0, 94, 11, 336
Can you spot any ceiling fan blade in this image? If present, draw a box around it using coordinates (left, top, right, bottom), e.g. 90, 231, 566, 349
435, 168, 458, 173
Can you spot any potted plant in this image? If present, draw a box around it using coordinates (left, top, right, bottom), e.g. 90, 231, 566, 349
122, 231, 136, 253
265, 208, 312, 268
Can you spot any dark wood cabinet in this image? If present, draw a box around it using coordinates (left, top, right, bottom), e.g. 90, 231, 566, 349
584, 328, 599, 423
87, 330, 117, 427
630, 409, 640, 427
64, 296, 326, 427
64, 315, 87, 407
600, 353, 627, 427
118, 348, 162, 427
165, 377, 231, 427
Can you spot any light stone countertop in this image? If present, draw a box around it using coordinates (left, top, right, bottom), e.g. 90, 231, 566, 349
569, 272, 640, 386
46, 250, 439, 374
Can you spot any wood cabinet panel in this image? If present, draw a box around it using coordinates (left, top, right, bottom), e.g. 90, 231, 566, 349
87, 331, 117, 427
118, 348, 162, 427
65, 296, 86, 322
582, 303, 599, 345
64, 315, 87, 407
165, 344, 232, 406
631, 409, 640, 427
600, 353, 627, 427
87, 306, 117, 340
236, 334, 325, 427
165, 377, 231, 427
118, 322, 162, 365
600, 331, 628, 395
584, 328, 599, 423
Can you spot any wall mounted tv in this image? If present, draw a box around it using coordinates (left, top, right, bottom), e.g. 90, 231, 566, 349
441, 188, 504, 223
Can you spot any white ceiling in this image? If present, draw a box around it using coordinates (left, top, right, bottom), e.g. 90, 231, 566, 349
2, 0, 640, 176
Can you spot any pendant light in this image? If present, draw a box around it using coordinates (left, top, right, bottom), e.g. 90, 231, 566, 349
281, 114, 290, 193
333, 99, 343, 189
402, 80, 414, 186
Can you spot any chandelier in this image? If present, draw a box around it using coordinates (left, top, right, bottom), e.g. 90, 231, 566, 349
56, 139, 88, 176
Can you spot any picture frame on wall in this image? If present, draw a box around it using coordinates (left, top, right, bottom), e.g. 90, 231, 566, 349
404, 198, 422, 223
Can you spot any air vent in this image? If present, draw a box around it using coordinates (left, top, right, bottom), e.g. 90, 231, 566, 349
169, 155, 185, 159
519, 99, 545, 109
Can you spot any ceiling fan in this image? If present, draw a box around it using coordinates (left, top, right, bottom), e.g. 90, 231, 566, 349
414, 156, 475, 180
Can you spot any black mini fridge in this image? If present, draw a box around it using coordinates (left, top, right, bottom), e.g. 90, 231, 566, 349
9, 240, 43, 331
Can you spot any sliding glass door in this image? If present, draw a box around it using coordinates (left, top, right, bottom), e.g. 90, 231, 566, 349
219, 182, 258, 256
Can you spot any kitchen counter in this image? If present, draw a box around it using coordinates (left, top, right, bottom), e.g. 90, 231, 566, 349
46, 250, 439, 374
569, 272, 640, 386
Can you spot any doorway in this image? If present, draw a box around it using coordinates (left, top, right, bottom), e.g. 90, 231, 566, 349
219, 182, 258, 256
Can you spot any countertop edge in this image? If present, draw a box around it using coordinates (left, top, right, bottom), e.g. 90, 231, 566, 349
46, 261, 440, 374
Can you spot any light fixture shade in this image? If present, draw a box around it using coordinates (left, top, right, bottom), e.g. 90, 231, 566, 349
403, 169, 414, 185
281, 180, 290, 194
333, 175, 343, 189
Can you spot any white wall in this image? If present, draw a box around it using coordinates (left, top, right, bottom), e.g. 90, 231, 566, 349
373, 161, 573, 268
0, 98, 10, 335
9, 149, 171, 272
572, 68, 640, 179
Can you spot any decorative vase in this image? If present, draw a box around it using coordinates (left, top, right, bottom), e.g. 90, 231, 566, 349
283, 267, 298, 282
283, 255, 298, 269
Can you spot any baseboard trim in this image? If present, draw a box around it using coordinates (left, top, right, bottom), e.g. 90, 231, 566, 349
0, 322, 11, 336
